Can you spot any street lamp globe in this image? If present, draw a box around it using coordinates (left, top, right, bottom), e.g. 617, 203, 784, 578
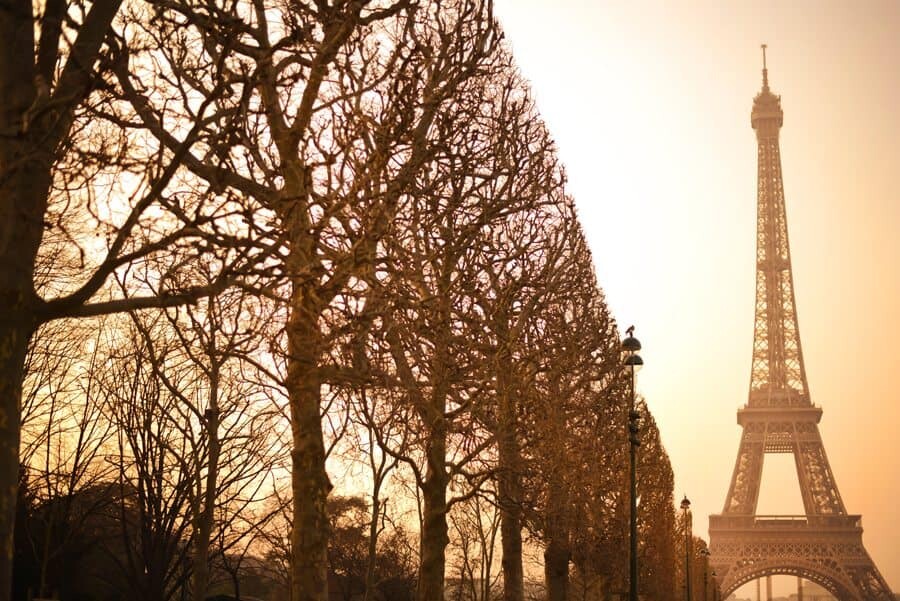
622, 332, 641, 352
624, 353, 643, 369
623, 327, 642, 372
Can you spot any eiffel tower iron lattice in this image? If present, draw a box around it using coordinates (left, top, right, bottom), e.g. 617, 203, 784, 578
707, 47, 894, 601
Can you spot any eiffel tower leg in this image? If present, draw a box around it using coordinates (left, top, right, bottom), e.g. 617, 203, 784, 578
793, 433, 846, 514
846, 555, 896, 601
723, 427, 764, 513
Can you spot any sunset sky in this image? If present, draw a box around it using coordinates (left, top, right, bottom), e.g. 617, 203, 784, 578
494, 0, 900, 595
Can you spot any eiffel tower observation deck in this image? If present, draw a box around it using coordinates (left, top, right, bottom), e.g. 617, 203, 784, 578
707, 47, 894, 600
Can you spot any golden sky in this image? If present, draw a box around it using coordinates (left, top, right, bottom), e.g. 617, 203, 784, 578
494, 0, 900, 594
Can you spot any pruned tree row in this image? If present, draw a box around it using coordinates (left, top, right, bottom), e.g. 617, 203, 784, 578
2, 1, 681, 601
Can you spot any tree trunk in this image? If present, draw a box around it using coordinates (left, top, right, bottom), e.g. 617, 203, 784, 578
498, 437, 524, 601
0, 323, 31, 600
497, 377, 524, 601
288, 312, 330, 601
544, 536, 570, 601
192, 365, 221, 601
544, 463, 570, 601
363, 488, 381, 601
286, 240, 330, 601
231, 564, 241, 601
417, 417, 449, 601
0, 31, 50, 595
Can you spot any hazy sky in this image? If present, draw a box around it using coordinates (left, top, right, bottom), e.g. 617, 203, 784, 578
493, 0, 900, 595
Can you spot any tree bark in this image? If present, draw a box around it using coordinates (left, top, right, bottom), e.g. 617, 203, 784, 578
496, 331, 524, 601
287, 299, 330, 601
497, 430, 524, 601
544, 536, 570, 601
363, 478, 382, 601
363, 495, 379, 601
192, 364, 221, 601
0, 4, 49, 586
544, 463, 570, 601
283, 210, 330, 601
0, 321, 32, 599
417, 416, 449, 601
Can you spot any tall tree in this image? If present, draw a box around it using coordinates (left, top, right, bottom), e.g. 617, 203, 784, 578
0, 3, 264, 595
458, 65, 567, 601
516, 227, 619, 601
15, 320, 117, 600
127, 278, 280, 601
119, 2, 499, 598
368, 43, 579, 600
568, 388, 678, 600
635, 406, 676, 601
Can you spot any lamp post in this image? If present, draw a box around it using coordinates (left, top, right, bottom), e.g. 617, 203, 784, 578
711, 570, 719, 601
681, 495, 692, 601
622, 326, 643, 601
699, 548, 710, 601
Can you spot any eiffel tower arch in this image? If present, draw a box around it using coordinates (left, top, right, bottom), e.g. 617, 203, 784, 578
707, 47, 894, 601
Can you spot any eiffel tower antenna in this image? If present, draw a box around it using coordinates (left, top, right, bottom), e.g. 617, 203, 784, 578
707, 50, 894, 600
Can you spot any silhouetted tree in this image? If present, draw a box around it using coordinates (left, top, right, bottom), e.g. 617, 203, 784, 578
1, 6, 685, 601
118, 3, 501, 598
514, 227, 619, 601
0, 5, 265, 595
446, 491, 501, 601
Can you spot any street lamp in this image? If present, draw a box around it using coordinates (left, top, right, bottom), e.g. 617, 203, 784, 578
710, 570, 719, 601
699, 548, 710, 601
622, 326, 643, 601
681, 495, 692, 601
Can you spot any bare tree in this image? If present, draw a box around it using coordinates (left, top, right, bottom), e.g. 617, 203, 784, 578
0, 4, 271, 593
447, 491, 501, 601
634, 406, 676, 601
115, 2, 500, 598
76, 296, 276, 601
98, 327, 196, 600
500, 223, 623, 601
364, 43, 584, 600
16, 320, 117, 599
338, 385, 410, 601
467, 140, 572, 601
127, 274, 281, 601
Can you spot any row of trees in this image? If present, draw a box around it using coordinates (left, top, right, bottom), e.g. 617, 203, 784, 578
1, 1, 689, 600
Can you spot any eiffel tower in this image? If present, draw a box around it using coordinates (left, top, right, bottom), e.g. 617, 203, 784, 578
707, 47, 894, 600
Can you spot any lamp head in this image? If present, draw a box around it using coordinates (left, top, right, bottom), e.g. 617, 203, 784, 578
624, 354, 643, 368
680, 495, 691, 510
622, 334, 641, 353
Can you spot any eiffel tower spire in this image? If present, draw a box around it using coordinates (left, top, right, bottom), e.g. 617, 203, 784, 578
707, 48, 895, 600
748, 47, 809, 407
